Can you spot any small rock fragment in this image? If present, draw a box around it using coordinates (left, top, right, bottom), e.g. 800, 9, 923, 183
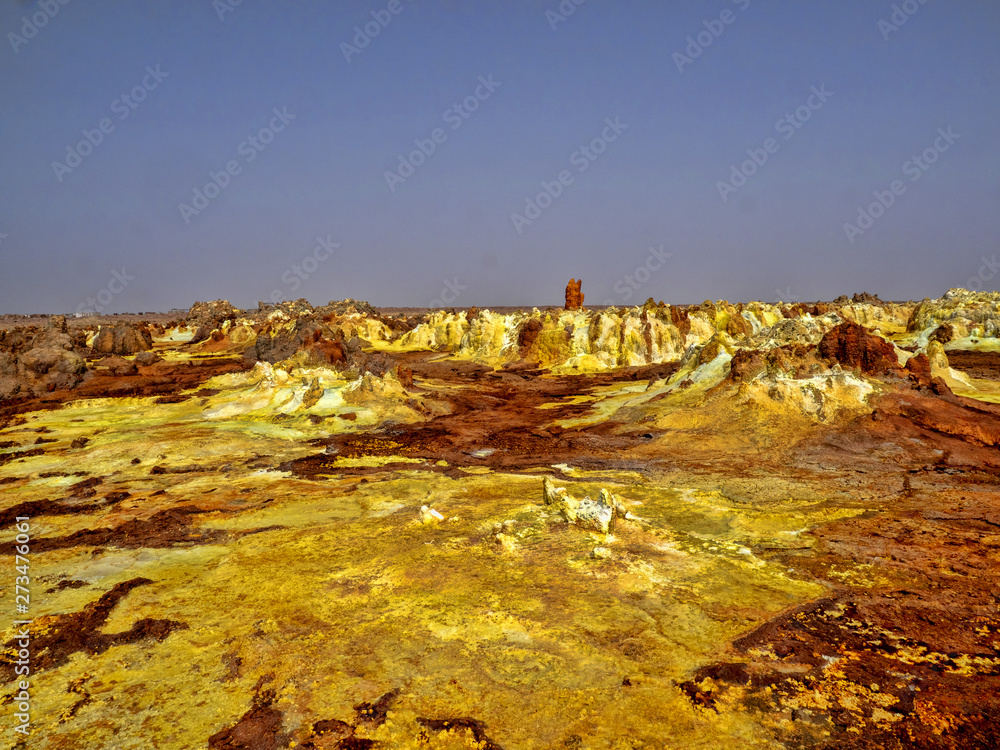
494, 533, 517, 553
420, 505, 444, 523
571, 496, 615, 534
542, 476, 568, 505
543, 477, 620, 534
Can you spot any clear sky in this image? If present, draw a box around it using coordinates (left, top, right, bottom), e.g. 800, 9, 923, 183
1, 0, 998, 313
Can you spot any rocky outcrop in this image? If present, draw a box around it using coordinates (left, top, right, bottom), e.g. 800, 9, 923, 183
92, 324, 153, 356
516, 318, 543, 354
256, 298, 313, 318
187, 300, 239, 326
244, 319, 343, 367
542, 477, 627, 534
929, 323, 954, 344
187, 300, 240, 343
8, 346, 87, 397
727, 344, 820, 384
669, 304, 691, 337
905, 288, 1000, 343
243, 318, 396, 378
817, 321, 901, 377
94, 356, 138, 376
902, 351, 931, 384
565, 279, 584, 310
0, 316, 89, 399
134, 351, 163, 366
850, 291, 883, 305
833, 292, 883, 305
316, 298, 377, 317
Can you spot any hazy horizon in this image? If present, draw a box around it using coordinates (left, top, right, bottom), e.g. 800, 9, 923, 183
2, 1, 998, 314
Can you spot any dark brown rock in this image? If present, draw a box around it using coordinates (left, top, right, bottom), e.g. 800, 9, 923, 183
930, 323, 954, 344
817, 321, 901, 377
565, 279, 584, 310
517, 318, 543, 352
904, 352, 932, 386
0, 578, 186, 680
728, 349, 767, 383
208, 688, 287, 750
670, 306, 691, 337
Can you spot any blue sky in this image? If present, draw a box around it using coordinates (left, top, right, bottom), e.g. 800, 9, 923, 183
1, 0, 998, 313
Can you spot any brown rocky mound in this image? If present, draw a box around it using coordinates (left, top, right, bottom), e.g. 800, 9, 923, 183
93, 356, 138, 376
91, 323, 153, 356
727, 344, 822, 383
930, 322, 954, 344
187, 299, 240, 326
245, 319, 391, 377
187, 301, 239, 344
0, 316, 89, 399
817, 321, 900, 377
208, 687, 288, 750
833, 292, 884, 305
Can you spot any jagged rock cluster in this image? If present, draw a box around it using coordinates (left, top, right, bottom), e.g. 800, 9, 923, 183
1, 289, 997, 416
542, 476, 628, 534
0, 317, 160, 400
0, 316, 87, 399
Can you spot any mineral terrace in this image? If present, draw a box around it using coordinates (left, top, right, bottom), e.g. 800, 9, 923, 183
1, 287, 999, 749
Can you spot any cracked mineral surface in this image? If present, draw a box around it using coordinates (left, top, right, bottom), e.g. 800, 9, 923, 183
2, 289, 1000, 748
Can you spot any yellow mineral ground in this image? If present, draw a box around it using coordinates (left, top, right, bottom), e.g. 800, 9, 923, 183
2, 290, 999, 749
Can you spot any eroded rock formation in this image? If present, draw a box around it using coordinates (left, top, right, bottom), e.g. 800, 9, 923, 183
0, 315, 88, 399
565, 278, 584, 310
92, 324, 153, 355
817, 320, 901, 377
